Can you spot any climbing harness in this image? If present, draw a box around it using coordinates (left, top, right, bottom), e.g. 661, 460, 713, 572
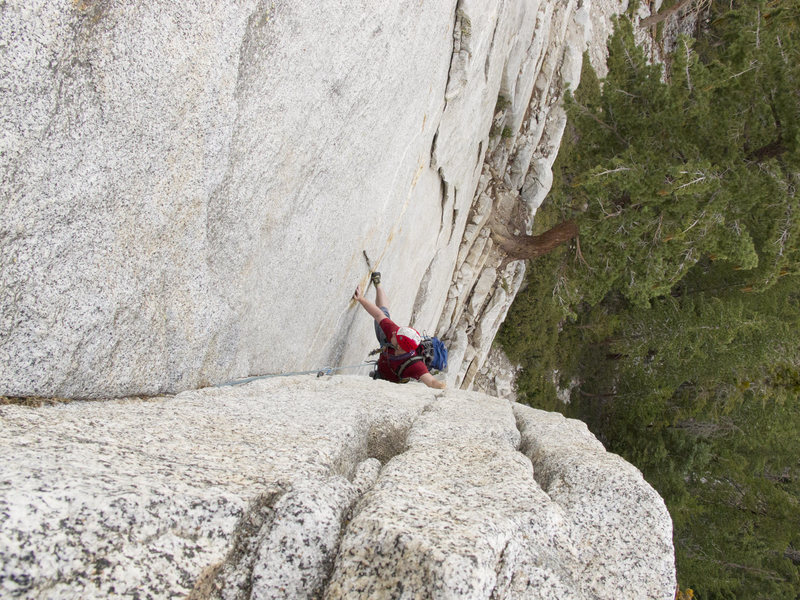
370, 334, 449, 374
214, 361, 376, 388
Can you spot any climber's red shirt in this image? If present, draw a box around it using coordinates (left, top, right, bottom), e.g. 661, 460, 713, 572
377, 318, 429, 382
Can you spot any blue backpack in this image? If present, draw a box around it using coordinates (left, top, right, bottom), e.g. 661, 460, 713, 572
417, 336, 448, 372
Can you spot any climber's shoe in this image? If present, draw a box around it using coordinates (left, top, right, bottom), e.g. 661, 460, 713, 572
370, 271, 381, 286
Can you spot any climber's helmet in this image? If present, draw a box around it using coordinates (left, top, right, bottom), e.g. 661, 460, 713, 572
396, 327, 422, 353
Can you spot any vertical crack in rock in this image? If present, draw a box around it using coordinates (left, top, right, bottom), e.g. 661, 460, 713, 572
248, 464, 381, 600
483, 1, 504, 82
318, 396, 442, 598
489, 537, 518, 600
194, 486, 287, 600
449, 189, 460, 245
438, 167, 461, 247
197, 395, 437, 600
509, 402, 677, 599
511, 404, 555, 495
410, 253, 439, 328
444, 1, 471, 103
199, 469, 387, 600
324, 395, 535, 598
318, 303, 360, 372
430, 130, 440, 168
438, 167, 450, 235
409, 166, 457, 328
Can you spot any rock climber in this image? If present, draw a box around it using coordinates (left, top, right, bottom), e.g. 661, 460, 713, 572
353, 272, 446, 389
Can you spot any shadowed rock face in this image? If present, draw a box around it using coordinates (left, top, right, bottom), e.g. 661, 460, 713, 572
0, 377, 675, 599
0, 0, 627, 399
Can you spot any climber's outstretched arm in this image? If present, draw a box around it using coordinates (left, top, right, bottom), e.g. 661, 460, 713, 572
420, 373, 446, 390
354, 285, 388, 323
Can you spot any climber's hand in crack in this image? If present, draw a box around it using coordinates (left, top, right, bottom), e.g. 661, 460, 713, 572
353, 284, 386, 323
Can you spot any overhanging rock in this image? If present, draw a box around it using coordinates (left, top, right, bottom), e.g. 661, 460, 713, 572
0, 376, 676, 599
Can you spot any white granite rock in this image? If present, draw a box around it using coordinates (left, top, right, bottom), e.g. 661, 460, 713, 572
474, 345, 522, 401
249, 476, 361, 600
1, 0, 629, 399
514, 404, 677, 600
0, 0, 460, 398
0, 376, 674, 599
0, 376, 431, 599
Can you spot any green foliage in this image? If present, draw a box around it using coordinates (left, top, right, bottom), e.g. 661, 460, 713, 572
494, 94, 512, 113
559, 14, 798, 309
498, 4, 800, 598
497, 203, 571, 409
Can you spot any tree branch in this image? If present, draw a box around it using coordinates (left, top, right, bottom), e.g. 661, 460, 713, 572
571, 100, 629, 146
493, 221, 579, 262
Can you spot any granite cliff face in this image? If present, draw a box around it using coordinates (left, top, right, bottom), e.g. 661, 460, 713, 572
0, 377, 676, 599
2, 0, 624, 398
1, 2, 678, 598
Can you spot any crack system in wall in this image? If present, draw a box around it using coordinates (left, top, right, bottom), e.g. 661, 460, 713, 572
434, 0, 596, 391
193, 397, 435, 600
191, 487, 286, 600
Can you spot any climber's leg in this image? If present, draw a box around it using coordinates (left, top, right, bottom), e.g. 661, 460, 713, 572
373, 306, 391, 346
370, 272, 390, 345
374, 283, 389, 311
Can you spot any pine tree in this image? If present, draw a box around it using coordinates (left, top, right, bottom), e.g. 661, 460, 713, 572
543, 11, 800, 309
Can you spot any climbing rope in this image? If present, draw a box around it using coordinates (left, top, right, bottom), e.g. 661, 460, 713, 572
214, 361, 376, 388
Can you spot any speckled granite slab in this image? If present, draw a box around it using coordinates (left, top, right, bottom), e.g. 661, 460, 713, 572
1, 376, 675, 599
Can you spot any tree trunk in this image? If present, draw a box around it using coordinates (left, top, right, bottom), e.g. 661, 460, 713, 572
493, 220, 579, 261
640, 0, 695, 27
